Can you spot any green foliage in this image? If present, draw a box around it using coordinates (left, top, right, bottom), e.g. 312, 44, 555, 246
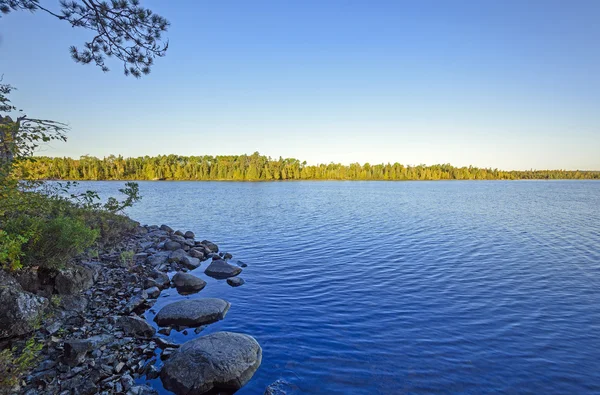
0, 181, 139, 271
0, 230, 29, 271
17, 152, 600, 181
120, 250, 135, 267
0, 337, 43, 390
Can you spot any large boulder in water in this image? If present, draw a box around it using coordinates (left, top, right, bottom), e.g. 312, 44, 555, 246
154, 298, 230, 327
205, 259, 242, 279
0, 270, 49, 339
172, 272, 206, 294
160, 331, 262, 395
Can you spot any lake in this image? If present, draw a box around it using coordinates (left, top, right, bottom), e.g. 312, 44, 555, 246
71, 180, 600, 394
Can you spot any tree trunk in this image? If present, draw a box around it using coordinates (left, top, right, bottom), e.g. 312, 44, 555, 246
0, 115, 18, 168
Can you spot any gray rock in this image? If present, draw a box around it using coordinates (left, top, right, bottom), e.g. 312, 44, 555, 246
160, 225, 173, 233
168, 249, 188, 263
54, 264, 96, 294
164, 241, 182, 251
160, 332, 262, 395
227, 277, 245, 287
180, 255, 201, 270
145, 286, 161, 298
0, 271, 49, 339
201, 240, 219, 253
184, 231, 195, 239
147, 251, 170, 267
188, 248, 205, 259
127, 384, 158, 395
223, 252, 233, 260
172, 272, 206, 294
174, 230, 185, 237
154, 298, 229, 327
205, 259, 242, 279
264, 379, 301, 394
116, 315, 156, 338
149, 270, 170, 289
171, 235, 186, 244
63, 334, 113, 365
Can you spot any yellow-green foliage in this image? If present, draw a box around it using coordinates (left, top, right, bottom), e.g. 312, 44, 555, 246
0, 230, 29, 271
120, 250, 135, 266
0, 338, 43, 390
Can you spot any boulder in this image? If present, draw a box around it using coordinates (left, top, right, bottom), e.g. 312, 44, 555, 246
160, 332, 262, 395
227, 277, 245, 287
171, 235, 187, 244
188, 248, 205, 259
205, 260, 242, 279
172, 272, 206, 294
116, 315, 156, 338
184, 231, 195, 239
154, 298, 229, 327
180, 255, 201, 270
201, 240, 219, 253
147, 251, 170, 267
54, 263, 96, 294
168, 249, 188, 263
164, 241, 182, 251
0, 270, 49, 339
149, 270, 170, 289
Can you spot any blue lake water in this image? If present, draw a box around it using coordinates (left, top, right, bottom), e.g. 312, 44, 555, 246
73, 180, 600, 394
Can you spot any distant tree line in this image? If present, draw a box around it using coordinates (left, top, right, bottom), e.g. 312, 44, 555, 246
17, 152, 600, 181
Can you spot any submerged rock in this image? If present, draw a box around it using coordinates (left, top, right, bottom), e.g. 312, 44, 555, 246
227, 277, 245, 287
154, 298, 230, 327
264, 379, 301, 395
205, 259, 242, 279
160, 331, 262, 395
171, 272, 206, 294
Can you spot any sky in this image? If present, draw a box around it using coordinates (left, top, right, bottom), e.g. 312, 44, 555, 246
0, 0, 599, 170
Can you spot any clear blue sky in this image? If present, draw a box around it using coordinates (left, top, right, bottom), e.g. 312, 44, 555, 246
1, 0, 598, 170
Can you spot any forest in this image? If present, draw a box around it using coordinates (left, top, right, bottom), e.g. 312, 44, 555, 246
16, 153, 600, 181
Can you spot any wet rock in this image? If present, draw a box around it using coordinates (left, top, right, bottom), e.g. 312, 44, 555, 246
223, 252, 233, 260
174, 230, 185, 237
184, 231, 195, 239
164, 241, 182, 251
201, 240, 219, 253
264, 379, 301, 394
227, 277, 245, 287
205, 259, 242, 279
155, 337, 179, 349
0, 270, 49, 339
116, 316, 156, 338
154, 298, 230, 327
172, 272, 206, 294
160, 332, 262, 395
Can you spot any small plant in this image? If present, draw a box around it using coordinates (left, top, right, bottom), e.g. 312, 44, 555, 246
50, 295, 62, 308
0, 337, 43, 390
120, 250, 135, 267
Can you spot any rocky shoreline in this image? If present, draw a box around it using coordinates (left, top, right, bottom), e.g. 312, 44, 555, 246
0, 223, 277, 395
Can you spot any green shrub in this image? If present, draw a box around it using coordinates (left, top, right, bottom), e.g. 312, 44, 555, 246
0, 230, 29, 271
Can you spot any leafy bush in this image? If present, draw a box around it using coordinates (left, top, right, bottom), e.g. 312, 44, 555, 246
0, 181, 140, 271
0, 337, 43, 390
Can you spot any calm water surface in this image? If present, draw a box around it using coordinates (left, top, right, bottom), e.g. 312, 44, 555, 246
75, 181, 600, 394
